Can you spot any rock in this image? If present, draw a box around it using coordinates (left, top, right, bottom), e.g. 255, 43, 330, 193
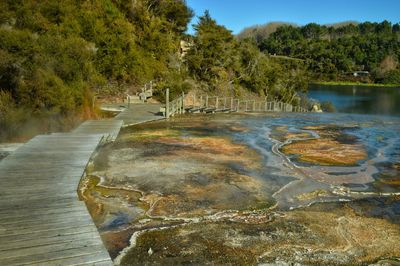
312, 104, 323, 112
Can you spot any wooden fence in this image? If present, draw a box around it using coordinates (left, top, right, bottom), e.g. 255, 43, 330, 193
139, 80, 154, 100
165, 89, 185, 118
164, 90, 308, 118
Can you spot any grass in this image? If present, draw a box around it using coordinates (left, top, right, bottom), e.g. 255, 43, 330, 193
311, 81, 400, 88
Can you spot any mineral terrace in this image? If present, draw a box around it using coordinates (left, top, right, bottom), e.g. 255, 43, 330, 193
81, 114, 400, 265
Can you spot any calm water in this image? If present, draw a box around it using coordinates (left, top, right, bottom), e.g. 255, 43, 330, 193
308, 84, 400, 116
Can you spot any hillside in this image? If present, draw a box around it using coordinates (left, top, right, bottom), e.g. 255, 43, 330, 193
246, 21, 400, 83
0, 2, 311, 141
237, 22, 297, 42
236, 21, 359, 42
0, 0, 193, 140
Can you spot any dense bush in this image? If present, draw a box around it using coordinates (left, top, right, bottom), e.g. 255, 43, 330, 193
186, 11, 309, 102
320, 101, 336, 112
0, 1, 320, 141
0, 0, 193, 141
257, 21, 400, 84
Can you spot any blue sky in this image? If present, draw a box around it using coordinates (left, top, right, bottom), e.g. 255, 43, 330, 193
186, 0, 400, 34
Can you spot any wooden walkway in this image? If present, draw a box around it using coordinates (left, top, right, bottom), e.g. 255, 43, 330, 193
73, 120, 123, 141
113, 103, 164, 126
0, 120, 123, 265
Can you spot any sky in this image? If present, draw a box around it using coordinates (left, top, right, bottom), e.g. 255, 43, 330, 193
186, 0, 400, 34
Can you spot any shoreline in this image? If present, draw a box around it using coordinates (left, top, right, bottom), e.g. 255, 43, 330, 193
311, 81, 400, 88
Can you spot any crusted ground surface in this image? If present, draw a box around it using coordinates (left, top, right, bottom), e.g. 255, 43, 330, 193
81, 114, 400, 265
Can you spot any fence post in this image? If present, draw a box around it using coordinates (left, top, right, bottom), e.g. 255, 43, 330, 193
253, 100, 256, 111
215, 96, 219, 110
230, 97, 233, 110
166, 89, 170, 119
182, 91, 185, 114
205, 95, 209, 108
245, 101, 248, 112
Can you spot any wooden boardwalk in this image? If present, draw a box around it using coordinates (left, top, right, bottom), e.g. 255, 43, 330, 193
73, 120, 123, 141
0, 120, 123, 265
114, 103, 164, 126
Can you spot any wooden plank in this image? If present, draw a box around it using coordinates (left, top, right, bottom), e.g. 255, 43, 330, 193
0, 225, 99, 244
0, 193, 79, 206
0, 214, 95, 233
0, 244, 110, 266
0, 220, 101, 237
0, 210, 90, 226
0, 237, 107, 259
0, 231, 103, 251
0, 199, 86, 215
40, 252, 112, 266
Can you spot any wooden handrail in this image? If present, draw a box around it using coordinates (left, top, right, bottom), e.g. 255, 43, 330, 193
164, 90, 308, 119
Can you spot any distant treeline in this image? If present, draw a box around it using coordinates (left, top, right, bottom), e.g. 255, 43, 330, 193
239, 21, 400, 84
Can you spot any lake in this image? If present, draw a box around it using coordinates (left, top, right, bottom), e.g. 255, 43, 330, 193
308, 83, 400, 116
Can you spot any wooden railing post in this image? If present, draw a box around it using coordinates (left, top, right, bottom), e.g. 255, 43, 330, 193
216, 96, 219, 110
181, 92, 185, 114
252, 100, 256, 111
230, 97, 233, 110
205, 95, 209, 108
166, 89, 170, 119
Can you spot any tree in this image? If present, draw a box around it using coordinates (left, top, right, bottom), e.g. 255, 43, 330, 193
186, 10, 236, 85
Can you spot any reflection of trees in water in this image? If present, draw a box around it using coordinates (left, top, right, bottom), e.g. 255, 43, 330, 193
308, 84, 400, 115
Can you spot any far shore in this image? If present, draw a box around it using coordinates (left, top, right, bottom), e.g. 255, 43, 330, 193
311, 81, 400, 88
